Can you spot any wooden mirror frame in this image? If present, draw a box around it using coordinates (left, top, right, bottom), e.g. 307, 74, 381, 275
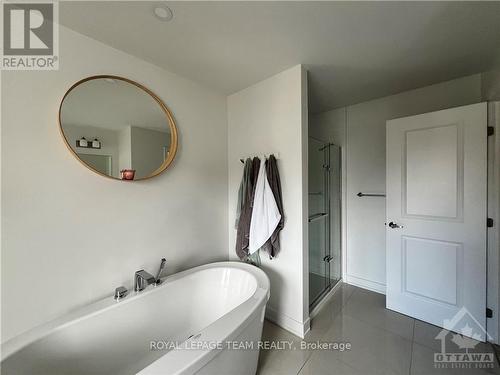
58, 75, 178, 181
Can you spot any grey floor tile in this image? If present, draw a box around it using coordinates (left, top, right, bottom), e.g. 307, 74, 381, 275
305, 283, 356, 342
329, 283, 357, 311
324, 314, 412, 375
298, 350, 363, 375
257, 321, 312, 375
261, 320, 297, 342
413, 319, 449, 352
257, 347, 312, 375
342, 288, 415, 340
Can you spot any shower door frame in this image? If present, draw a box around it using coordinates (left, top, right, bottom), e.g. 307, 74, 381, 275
309, 139, 342, 310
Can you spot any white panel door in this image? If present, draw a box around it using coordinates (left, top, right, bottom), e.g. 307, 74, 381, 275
386, 102, 487, 340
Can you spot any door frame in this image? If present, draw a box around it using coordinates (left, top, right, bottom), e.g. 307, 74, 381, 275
487, 101, 500, 344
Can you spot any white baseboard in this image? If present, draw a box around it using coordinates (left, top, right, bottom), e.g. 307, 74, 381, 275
265, 306, 310, 339
345, 274, 386, 294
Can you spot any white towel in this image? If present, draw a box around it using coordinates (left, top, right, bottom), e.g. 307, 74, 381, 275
249, 160, 281, 254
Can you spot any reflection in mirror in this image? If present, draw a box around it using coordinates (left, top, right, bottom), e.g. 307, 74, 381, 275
59, 76, 177, 180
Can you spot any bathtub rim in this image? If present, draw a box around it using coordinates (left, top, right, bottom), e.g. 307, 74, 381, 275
0, 261, 270, 363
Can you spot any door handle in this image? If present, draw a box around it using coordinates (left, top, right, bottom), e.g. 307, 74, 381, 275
388, 221, 403, 229
323, 255, 333, 262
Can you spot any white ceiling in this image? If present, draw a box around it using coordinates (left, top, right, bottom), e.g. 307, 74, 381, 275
60, 1, 500, 113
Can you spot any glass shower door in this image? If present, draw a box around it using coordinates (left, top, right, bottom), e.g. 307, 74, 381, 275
308, 138, 342, 309
308, 138, 329, 306
328, 144, 342, 284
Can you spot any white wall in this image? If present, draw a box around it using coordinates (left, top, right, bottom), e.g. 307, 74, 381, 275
62, 124, 120, 177
309, 108, 346, 148
1, 26, 228, 343
227, 65, 310, 337
118, 126, 132, 173
482, 68, 500, 101
311, 74, 483, 293
130, 126, 171, 179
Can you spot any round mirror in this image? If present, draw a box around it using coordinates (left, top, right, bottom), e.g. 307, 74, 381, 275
59, 75, 177, 180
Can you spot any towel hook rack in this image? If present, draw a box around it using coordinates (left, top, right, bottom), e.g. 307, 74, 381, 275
239, 153, 280, 164
357, 192, 386, 197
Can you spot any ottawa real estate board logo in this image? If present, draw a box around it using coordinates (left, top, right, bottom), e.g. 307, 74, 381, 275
434, 307, 495, 370
2, 1, 58, 70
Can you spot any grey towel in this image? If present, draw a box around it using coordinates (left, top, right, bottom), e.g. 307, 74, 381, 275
260, 154, 284, 258
235, 157, 261, 260
235, 158, 252, 229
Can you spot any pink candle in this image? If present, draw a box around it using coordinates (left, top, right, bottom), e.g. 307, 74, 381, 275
120, 169, 135, 180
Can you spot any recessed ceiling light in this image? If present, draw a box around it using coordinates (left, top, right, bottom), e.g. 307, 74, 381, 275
153, 5, 173, 22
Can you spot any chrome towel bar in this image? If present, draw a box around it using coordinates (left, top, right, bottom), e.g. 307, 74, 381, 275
357, 192, 386, 197
308, 212, 328, 222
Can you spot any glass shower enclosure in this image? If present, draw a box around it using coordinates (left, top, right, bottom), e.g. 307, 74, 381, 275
308, 138, 342, 309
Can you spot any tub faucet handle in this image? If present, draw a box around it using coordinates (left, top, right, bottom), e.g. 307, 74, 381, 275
155, 258, 167, 285
114, 286, 128, 301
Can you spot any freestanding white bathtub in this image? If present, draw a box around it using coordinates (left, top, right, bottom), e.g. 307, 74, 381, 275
1, 262, 270, 375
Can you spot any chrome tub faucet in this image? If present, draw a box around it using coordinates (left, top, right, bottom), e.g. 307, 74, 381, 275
114, 259, 167, 300
134, 270, 156, 292
134, 258, 167, 292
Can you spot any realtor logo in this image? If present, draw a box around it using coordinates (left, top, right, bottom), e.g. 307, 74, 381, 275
2, 1, 59, 70
433, 307, 495, 370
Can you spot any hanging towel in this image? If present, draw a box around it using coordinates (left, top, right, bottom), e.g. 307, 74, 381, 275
248, 158, 281, 254
235, 157, 260, 260
260, 154, 284, 258
235, 158, 252, 229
